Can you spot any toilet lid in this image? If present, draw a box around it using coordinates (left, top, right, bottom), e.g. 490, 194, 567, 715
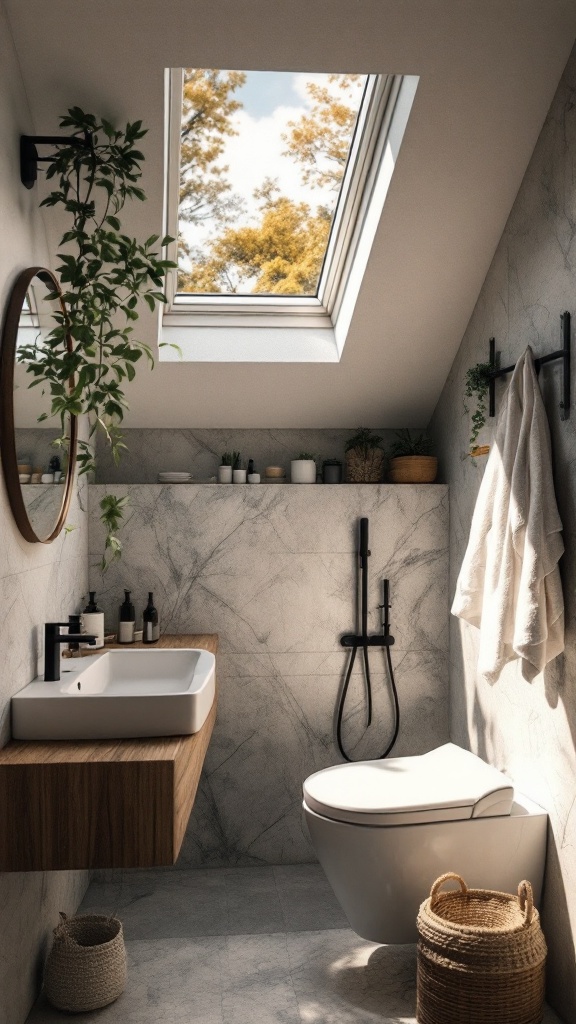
303, 743, 515, 826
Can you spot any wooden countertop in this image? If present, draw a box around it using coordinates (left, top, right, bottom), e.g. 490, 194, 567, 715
0, 634, 218, 871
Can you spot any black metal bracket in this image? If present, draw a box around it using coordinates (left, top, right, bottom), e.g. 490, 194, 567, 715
20, 132, 93, 189
488, 312, 571, 420
340, 633, 395, 648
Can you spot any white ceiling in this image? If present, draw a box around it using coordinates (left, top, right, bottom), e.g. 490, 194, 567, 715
5, 0, 576, 427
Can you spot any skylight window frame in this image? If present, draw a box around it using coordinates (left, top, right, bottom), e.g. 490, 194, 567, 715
163, 68, 401, 331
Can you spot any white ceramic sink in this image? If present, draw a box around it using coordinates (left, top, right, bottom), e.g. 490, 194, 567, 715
11, 648, 216, 741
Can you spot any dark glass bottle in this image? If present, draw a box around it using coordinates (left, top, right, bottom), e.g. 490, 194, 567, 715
143, 592, 160, 644
118, 590, 135, 644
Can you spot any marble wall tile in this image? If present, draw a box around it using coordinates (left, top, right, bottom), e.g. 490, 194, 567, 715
89, 482, 449, 866
94, 428, 412, 483
0, 468, 90, 1024
0, 7, 92, 1015
428, 44, 576, 1022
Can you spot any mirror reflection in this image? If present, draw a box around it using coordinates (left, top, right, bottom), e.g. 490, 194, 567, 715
1, 268, 77, 543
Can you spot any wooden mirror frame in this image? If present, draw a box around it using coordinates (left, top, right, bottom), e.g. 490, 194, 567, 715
0, 267, 78, 543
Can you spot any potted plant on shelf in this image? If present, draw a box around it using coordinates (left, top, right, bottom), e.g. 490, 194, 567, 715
387, 430, 437, 482
344, 428, 385, 483
218, 453, 233, 484
464, 362, 492, 456
21, 106, 177, 567
290, 452, 318, 484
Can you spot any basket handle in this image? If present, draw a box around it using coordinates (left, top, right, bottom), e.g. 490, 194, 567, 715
430, 872, 468, 906
518, 881, 534, 924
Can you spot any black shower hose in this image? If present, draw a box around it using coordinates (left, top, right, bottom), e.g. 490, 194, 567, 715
335, 641, 400, 762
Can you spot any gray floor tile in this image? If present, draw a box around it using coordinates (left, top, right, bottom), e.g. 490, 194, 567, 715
222, 934, 300, 1024
274, 864, 349, 932
80, 867, 229, 940
287, 930, 417, 1023
223, 866, 285, 934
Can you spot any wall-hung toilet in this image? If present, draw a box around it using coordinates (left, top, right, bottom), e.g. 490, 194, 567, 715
303, 743, 547, 944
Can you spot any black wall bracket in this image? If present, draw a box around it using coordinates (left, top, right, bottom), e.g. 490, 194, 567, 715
20, 132, 93, 189
488, 311, 571, 421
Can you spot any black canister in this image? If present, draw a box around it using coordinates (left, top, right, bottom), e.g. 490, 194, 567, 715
322, 459, 343, 484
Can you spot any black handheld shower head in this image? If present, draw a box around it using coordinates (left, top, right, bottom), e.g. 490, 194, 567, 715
359, 517, 370, 567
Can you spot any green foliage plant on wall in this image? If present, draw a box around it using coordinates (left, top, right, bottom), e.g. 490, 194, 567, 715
464, 362, 492, 454
19, 107, 177, 568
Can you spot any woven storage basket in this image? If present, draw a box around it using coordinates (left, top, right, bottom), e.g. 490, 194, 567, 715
345, 448, 385, 483
417, 873, 547, 1024
388, 456, 438, 483
44, 912, 127, 1013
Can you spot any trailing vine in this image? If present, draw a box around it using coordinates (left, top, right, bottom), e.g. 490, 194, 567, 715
464, 362, 492, 453
18, 107, 176, 568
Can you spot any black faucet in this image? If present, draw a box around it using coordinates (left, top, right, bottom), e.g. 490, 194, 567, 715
44, 623, 97, 682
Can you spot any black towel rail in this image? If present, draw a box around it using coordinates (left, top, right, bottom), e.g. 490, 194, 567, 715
488, 311, 571, 420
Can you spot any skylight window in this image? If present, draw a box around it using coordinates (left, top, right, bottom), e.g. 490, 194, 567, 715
162, 68, 418, 360
176, 70, 367, 298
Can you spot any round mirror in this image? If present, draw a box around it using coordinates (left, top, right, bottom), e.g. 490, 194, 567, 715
0, 267, 78, 543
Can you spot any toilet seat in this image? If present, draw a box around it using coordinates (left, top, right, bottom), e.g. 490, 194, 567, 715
303, 743, 515, 826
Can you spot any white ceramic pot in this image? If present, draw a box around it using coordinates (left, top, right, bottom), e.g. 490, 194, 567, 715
247, 473, 261, 484
290, 460, 317, 484
218, 465, 233, 483
233, 469, 247, 483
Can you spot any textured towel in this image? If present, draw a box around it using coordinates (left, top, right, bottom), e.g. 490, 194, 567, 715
452, 346, 564, 682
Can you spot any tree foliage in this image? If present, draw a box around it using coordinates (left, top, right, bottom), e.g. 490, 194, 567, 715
283, 74, 364, 191
178, 68, 246, 288
178, 72, 362, 295
185, 180, 331, 295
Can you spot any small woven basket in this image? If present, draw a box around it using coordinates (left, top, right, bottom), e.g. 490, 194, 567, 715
388, 456, 438, 483
44, 912, 127, 1013
417, 873, 547, 1024
345, 448, 385, 483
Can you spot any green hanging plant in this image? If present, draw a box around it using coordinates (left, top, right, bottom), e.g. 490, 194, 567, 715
19, 107, 177, 568
464, 362, 492, 453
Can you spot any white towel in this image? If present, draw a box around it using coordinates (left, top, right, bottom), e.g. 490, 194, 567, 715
452, 346, 564, 682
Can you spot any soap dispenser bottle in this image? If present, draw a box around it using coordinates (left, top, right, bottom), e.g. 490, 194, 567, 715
118, 590, 135, 644
143, 592, 160, 644
82, 591, 104, 648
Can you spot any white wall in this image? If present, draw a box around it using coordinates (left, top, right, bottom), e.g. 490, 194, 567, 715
429, 44, 576, 1024
4, 0, 576, 429
0, 4, 89, 1021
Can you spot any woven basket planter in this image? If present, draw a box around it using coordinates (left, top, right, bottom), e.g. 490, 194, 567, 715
388, 455, 438, 483
345, 448, 385, 483
44, 913, 127, 1013
416, 873, 547, 1024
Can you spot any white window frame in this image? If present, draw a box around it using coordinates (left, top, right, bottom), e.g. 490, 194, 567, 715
161, 68, 418, 362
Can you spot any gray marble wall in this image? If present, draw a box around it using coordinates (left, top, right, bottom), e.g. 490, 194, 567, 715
0, 3, 90, 1022
89, 483, 449, 865
429, 45, 576, 1023
94, 428, 411, 483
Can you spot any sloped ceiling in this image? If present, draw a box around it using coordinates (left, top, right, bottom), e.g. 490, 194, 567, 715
5, 0, 576, 427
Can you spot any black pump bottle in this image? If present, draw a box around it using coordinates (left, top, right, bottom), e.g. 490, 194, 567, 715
143, 592, 160, 644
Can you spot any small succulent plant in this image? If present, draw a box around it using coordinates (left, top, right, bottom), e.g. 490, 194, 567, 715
221, 451, 241, 468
